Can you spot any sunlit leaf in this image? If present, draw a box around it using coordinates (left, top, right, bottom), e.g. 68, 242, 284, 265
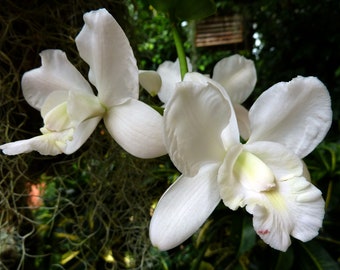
102, 249, 115, 263
195, 219, 214, 247
54, 232, 79, 241
61, 250, 80, 265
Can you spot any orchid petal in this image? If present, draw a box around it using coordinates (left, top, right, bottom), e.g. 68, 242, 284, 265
104, 99, 166, 158
234, 104, 250, 140
184, 73, 241, 151
67, 92, 105, 123
75, 8, 138, 107
1, 115, 101, 156
149, 163, 220, 251
157, 58, 192, 104
41, 91, 72, 131
43, 102, 71, 131
212, 54, 256, 104
165, 78, 236, 176
248, 76, 332, 158
64, 117, 102, 154
41, 91, 105, 131
184, 72, 240, 150
302, 160, 311, 182
41, 91, 68, 118
1, 139, 39, 155
218, 144, 247, 210
0, 128, 74, 156
139, 70, 162, 96
22, 50, 93, 110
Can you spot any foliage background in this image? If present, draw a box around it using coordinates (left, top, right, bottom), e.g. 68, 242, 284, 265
0, 0, 339, 269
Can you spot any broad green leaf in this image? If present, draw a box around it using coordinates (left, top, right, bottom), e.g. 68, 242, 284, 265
175, 0, 216, 21
274, 248, 294, 270
298, 240, 340, 270
237, 215, 256, 256
147, 0, 216, 21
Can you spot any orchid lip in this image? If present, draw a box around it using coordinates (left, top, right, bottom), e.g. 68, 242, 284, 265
233, 150, 276, 193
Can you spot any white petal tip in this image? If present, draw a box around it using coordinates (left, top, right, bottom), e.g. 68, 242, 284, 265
149, 233, 178, 251
0, 142, 31, 155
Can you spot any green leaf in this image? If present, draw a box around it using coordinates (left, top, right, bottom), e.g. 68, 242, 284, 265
298, 240, 340, 270
237, 215, 256, 256
274, 248, 294, 270
175, 0, 216, 21
148, 0, 216, 21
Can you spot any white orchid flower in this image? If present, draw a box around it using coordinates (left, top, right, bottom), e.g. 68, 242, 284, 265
1, 9, 166, 159
139, 54, 256, 139
149, 72, 332, 252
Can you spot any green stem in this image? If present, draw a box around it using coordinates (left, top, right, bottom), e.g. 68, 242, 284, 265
325, 179, 333, 210
172, 22, 188, 80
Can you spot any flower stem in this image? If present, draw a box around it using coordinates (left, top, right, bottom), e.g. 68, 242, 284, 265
172, 22, 188, 80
